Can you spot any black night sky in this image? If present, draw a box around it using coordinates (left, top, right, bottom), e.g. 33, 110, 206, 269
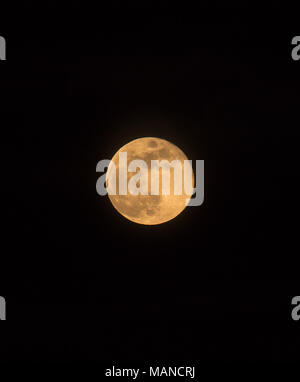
1, 4, 300, 364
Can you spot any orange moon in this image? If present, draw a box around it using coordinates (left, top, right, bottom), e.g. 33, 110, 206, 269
106, 137, 194, 225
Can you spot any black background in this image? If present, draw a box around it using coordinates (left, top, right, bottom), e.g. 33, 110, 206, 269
1, 4, 300, 363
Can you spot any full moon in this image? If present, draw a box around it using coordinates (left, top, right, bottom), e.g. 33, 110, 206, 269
106, 137, 194, 225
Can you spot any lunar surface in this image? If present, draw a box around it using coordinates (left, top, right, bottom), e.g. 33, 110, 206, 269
106, 137, 194, 225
